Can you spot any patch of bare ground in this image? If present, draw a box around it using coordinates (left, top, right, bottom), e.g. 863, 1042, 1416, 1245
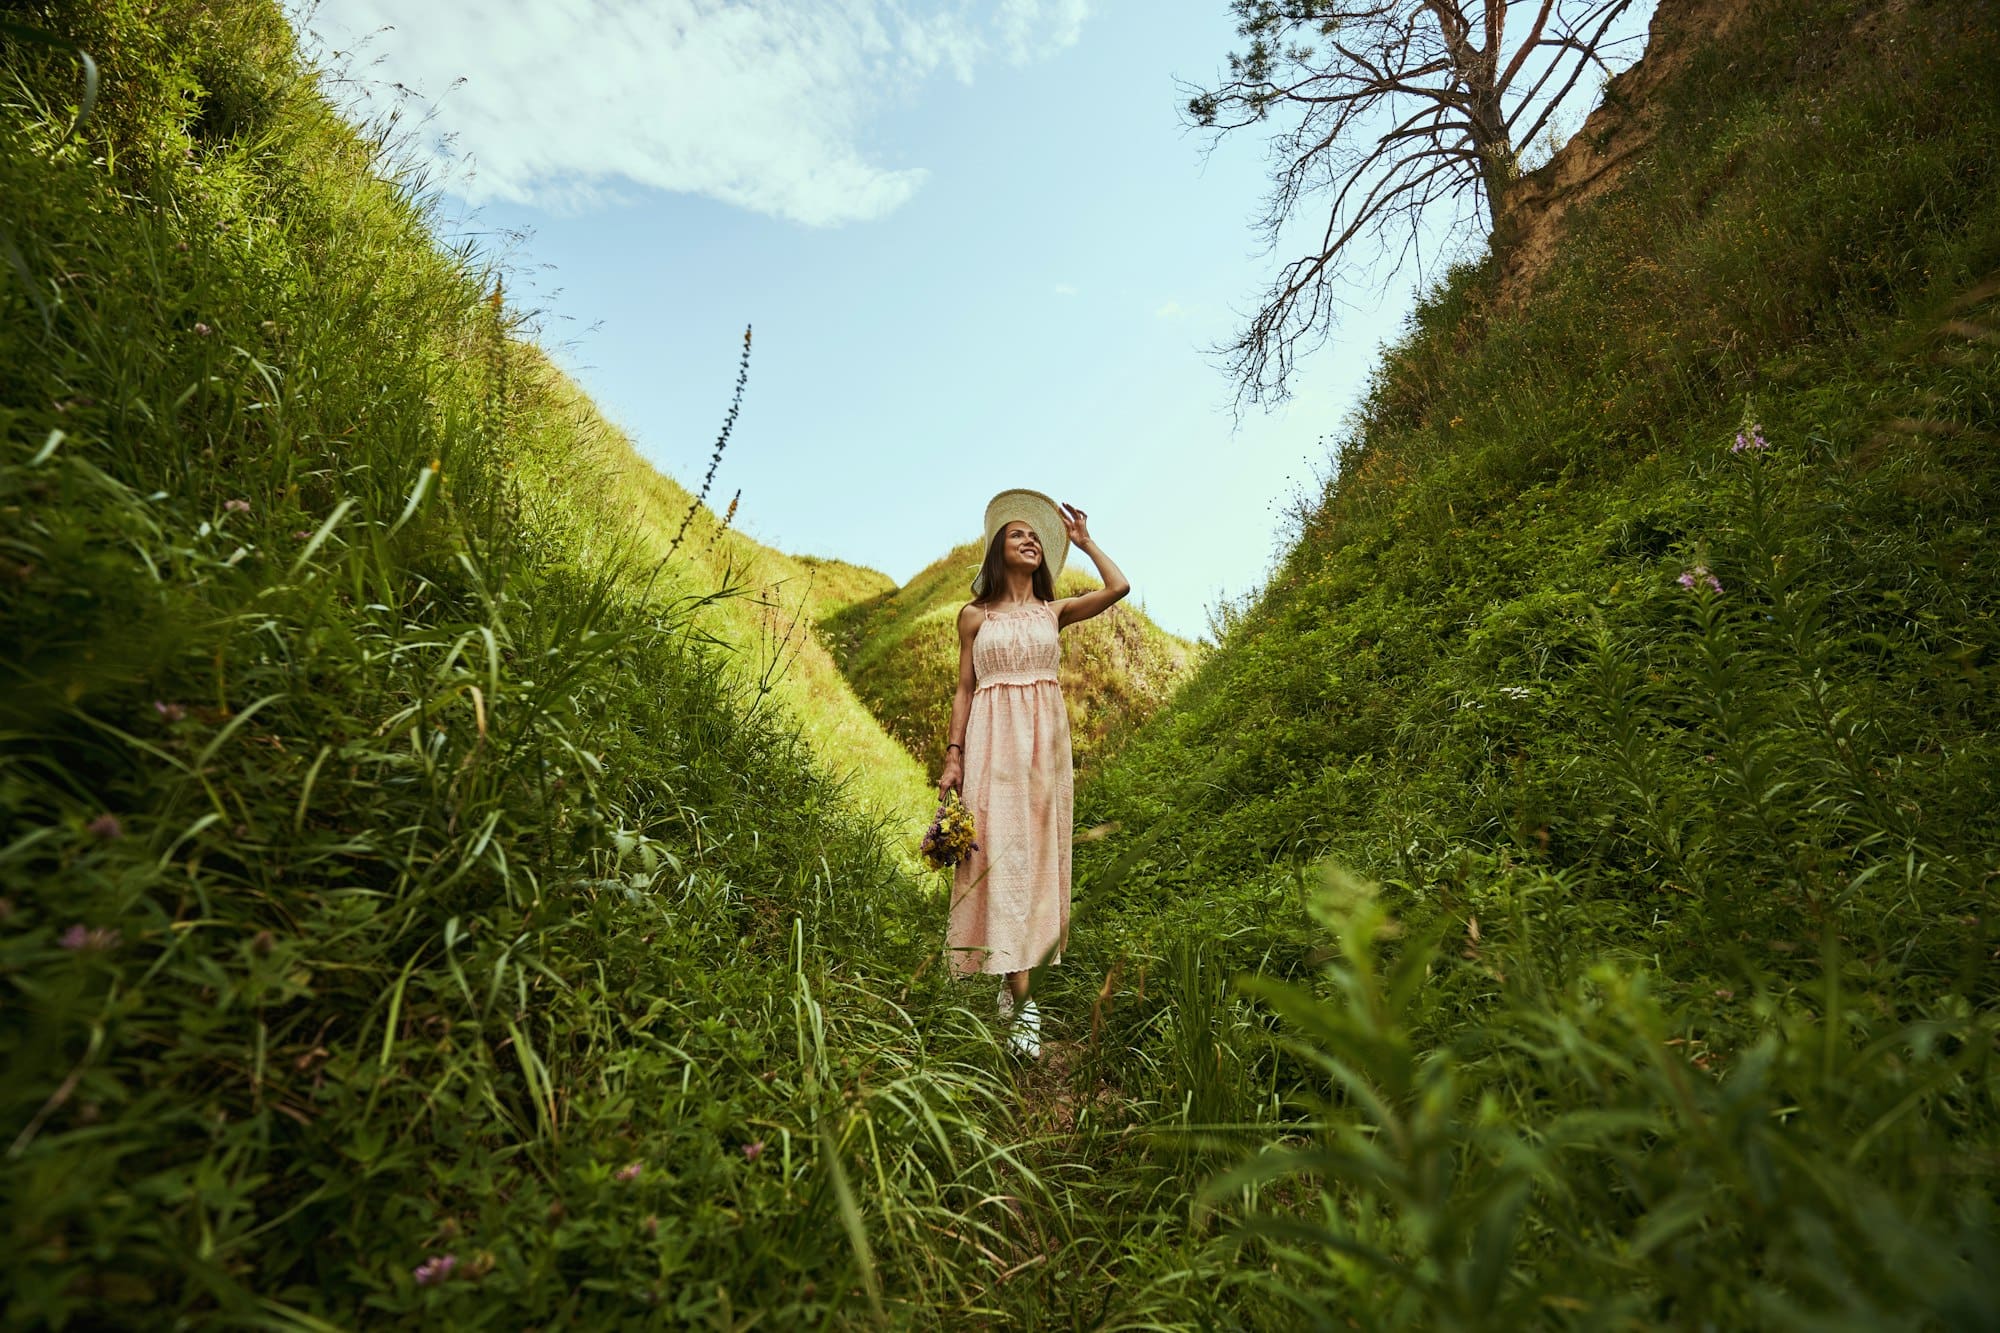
1012, 1038, 1124, 1137
1495, 0, 1756, 305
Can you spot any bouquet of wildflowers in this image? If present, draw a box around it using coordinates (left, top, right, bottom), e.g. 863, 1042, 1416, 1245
920, 791, 979, 870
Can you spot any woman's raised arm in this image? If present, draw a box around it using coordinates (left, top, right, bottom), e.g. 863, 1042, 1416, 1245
1054, 503, 1129, 629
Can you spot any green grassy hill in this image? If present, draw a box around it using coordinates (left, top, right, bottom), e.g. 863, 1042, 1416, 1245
492, 349, 927, 831
0, 2, 1005, 1324
822, 541, 1200, 778
1057, 0, 2000, 1321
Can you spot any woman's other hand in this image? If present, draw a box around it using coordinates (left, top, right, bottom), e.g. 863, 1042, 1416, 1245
1060, 502, 1091, 547
938, 752, 963, 799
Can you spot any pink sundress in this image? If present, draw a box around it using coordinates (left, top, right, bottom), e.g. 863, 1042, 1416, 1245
947, 600, 1072, 976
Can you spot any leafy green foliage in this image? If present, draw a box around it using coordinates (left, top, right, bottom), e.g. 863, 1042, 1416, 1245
1206, 873, 1999, 1328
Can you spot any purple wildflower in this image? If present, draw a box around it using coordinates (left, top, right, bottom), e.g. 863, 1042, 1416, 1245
224, 499, 251, 514
614, 1161, 643, 1183
154, 700, 187, 722
413, 1254, 458, 1286
193, 322, 213, 337
59, 924, 120, 952
1731, 424, 1769, 453
86, 813, 123, 840
1677, 566, 1723, 593
741, 1140, 765, 1161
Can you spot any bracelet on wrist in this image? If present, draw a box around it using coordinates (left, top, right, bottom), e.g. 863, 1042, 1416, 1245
945, 742, 962, 754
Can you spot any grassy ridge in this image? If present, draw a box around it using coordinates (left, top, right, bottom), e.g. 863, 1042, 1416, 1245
493, 348, 928, 834
823, 541, 1199, 779
1053, 0, 2000, 1322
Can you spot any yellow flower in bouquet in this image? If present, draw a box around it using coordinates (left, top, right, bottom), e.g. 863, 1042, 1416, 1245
920, 791, 979, 871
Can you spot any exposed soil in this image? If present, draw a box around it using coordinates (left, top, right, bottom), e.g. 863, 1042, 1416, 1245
1494, 0, 1757, 305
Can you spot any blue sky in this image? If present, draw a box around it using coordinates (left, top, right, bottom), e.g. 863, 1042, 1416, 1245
299, 1, 1647, 640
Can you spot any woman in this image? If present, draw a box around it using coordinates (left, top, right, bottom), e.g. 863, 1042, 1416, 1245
938, 489, 1129, 1058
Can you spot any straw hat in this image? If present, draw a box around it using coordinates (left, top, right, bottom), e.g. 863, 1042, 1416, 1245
970, 488, 1067, 597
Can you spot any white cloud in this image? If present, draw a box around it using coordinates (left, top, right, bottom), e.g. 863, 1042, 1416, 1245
1053, 282, 1079, 297
299, 0, 1090, 226
997, 0, 1088, 62
1153, 299, 1184, 320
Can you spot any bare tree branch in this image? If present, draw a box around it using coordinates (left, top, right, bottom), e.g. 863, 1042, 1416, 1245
1187, 0, 1641, 407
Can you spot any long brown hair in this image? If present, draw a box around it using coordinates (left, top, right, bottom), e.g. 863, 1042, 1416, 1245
973, 523, 1054, 605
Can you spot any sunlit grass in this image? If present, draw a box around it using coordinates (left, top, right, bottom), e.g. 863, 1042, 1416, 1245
496, 348, 931, 839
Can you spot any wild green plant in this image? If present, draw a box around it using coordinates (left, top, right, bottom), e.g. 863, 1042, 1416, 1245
1207, 870, 1999, 1330
664, 325, 751, 562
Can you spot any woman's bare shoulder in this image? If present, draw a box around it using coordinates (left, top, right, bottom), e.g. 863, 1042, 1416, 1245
957, 602, 985, 633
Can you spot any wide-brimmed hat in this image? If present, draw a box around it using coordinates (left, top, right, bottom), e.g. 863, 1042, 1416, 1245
971, 488, 1067, 597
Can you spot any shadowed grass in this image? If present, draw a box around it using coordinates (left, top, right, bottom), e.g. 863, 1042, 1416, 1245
1067, 0, 2000, 1323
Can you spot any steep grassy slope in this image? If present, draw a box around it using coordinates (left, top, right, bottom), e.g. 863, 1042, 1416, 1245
493, 353, 927, 831
1052, 0, 2000, 1322
0, 4, 1089, 1325
823, 541, 1199, 778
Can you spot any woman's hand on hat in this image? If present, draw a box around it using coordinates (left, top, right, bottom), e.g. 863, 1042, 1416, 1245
1060, 502, 1091, 547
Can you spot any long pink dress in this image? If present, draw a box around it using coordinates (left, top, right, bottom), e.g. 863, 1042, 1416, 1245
947, 601, 1072, 977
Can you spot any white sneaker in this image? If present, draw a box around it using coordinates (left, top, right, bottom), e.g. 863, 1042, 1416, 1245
1009, 999, 1041, 1060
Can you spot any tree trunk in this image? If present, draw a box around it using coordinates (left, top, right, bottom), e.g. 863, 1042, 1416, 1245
1481, 146, 1517, 232
1470, 94, 1518, 232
